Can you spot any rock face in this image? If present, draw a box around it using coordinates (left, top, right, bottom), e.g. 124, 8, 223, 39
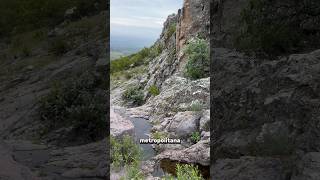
167, 111, 200, 138
211, 156, 285, 180
110, 107, 134, 138
0, 10, 108, 179
176, 0, 210, 61
211, 0, 250, 48
211, 48, 320, 177
148, 76, 210, 117
155, 139, 210, 166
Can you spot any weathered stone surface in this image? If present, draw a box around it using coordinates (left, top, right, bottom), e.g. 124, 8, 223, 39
110, 107, 134, 138
200, 109, 210, 131
211, 47, 320, 178
211, 156, 285, 180
292, 152, 320, 180
155, 139, 210, 166
148, 76, 210, 118
0, 142, 38, 180
168, 111, 200, 138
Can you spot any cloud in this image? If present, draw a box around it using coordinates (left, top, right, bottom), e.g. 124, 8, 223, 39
110, 0, 183, 50
111, 0, 182, 29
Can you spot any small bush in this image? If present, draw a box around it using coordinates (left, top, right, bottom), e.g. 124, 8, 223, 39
110, 135, 142, 169
190, 100, 203, 112
190, 132, 201, 144
151, 131, 168, 139
125, 163, 145, 180
49, 38, 69, 56
176, 164, 203, 180
122, 86, 144, 106
166, 23, 176, 40
149, 44, 163, 58
111, 47, 152, 74
184, 38, 209, 80
39, 71, 107, 142
148, 85, 160, 96
235, 0, 320, 57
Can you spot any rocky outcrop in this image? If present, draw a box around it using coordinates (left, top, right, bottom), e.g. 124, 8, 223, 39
110, 107, 134, 138
211, 156, 285, 180
148, 76, 210, 117
211, 0, 250, 48
176, 0, 210, 61
211, 48, 320, 177
155, 139, 210, 166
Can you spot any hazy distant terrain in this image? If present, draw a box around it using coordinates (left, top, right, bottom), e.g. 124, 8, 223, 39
110, 35, 156, 60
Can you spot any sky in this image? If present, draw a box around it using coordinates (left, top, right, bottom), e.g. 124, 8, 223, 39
111, 0, 183, 52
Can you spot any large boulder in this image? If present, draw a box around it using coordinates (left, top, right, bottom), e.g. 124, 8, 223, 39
110, 107, 134, 138
155, 139, 210, 166
167, 111, 200, 138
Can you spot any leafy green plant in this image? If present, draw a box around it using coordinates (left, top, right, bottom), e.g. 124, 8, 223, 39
184, 38, 209, 80
235, 0, 320, 57
39, 71, 107, 142
125, 163, 145, 180
110, 135, 142, 170
111, 47, 152, 74
122, 86, 144, 106
190, 100, 203, 112
166, 23, 176, 40
190, 132, 201, 144
0, 0, 106, 36
152, 131, 168, 139
176, 164, 203, 180
148, 85, 160, 96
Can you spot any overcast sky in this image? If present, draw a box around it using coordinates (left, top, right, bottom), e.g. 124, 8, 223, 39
111, 0, 183, 51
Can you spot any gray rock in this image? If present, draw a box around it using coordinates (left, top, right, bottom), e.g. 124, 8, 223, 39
211, 156, 285, 180
110, 107, 134, 138
155, 139, 210, 166
200, 109, 210, 131
168, 111, 200, 138
292, 152, 320, 180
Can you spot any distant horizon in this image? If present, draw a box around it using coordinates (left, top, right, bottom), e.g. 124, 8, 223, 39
111, 0, 183, 53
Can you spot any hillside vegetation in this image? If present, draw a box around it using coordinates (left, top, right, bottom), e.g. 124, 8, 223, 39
0, 0, 106, 37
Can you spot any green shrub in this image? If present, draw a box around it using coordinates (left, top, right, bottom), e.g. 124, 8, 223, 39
0, 0, 106, 36
190, 100, 203, 112
166, 23, 176, 40
125, 163, 145, 180
148, 85, 160, 96
176, 164, 203, 180
190, 132, 201, 144
122, 86, 144, 106
110, 135, 142, 169
39, 71, 107, 142
149, 44, 163, 58
49, 38, 69, 56
184, 38, 209, 80
111, 47, 152, 74
235, 0, 320, 56
151, 131, 168, 139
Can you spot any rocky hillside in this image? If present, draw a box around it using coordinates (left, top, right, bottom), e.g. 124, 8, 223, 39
211, 0, 320, 179
0, 5, 108, 180
110, 0, 210, 179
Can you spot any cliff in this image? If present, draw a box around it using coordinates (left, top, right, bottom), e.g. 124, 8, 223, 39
211, 0, 320, 179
